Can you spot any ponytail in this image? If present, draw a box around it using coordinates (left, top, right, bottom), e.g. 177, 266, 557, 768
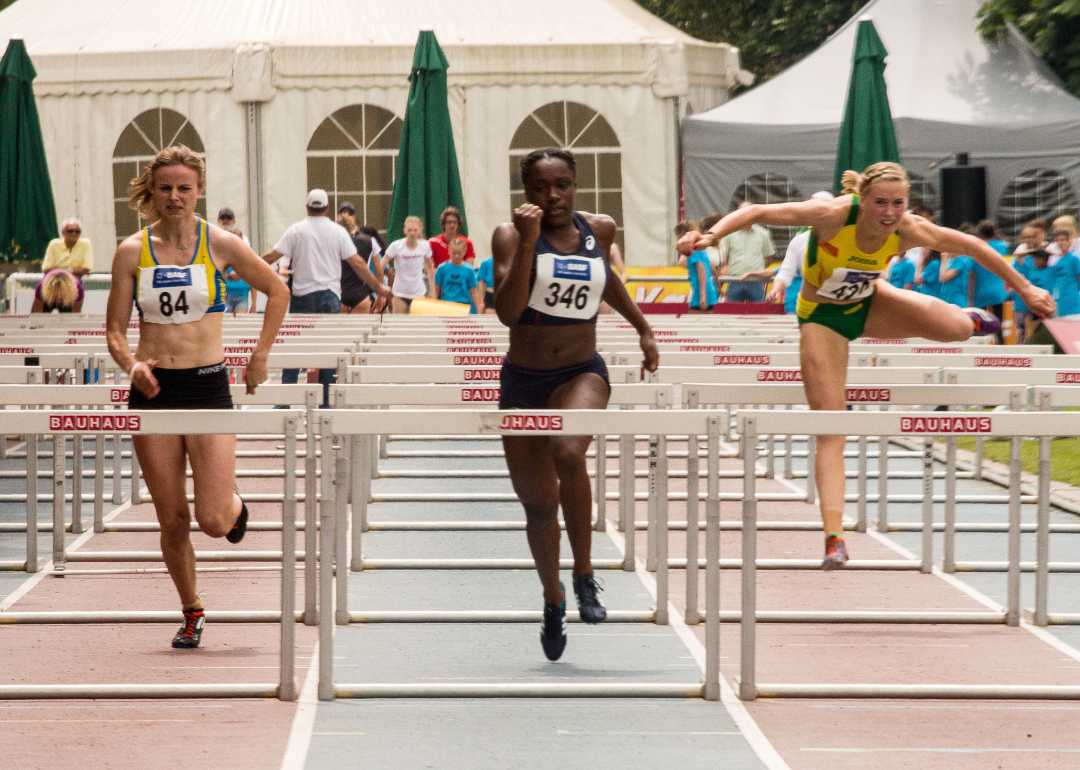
840, 170, 862, 196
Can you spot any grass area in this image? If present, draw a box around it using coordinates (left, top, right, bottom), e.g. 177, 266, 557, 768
949, 437, 1080, 487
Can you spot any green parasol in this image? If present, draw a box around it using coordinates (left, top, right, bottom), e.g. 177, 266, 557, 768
833, 19, 900, 192
386, 30, 467, 242
0, 38, 57, 264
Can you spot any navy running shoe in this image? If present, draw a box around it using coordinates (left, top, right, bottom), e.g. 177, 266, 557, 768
172, 608, 205, 649
226, 497, 248, 544
540, 583, 567, 661
573, 574, 607, 624
965, 308, 1001, 337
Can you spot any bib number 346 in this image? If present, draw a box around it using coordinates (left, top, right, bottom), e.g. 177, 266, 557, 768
544, 282, 589, 310
159, 290, 189, 317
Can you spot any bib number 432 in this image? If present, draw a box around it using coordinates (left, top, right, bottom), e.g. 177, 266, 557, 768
159, 290, 189, 317
544, 282, 589, 310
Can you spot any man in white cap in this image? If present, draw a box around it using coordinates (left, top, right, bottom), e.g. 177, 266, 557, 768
262, 189, 390, 404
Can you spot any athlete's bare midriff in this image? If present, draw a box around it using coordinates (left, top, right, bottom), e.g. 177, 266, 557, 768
508, 323, 597, 370
135, 313, 225, 369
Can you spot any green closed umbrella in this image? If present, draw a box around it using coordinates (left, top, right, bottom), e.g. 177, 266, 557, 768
833, 19, 900, 192
387, 30, 467, 242
0, 39, 57, 265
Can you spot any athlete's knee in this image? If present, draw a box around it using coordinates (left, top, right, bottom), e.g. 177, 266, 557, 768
194, 502, 235, 538
523, 503, 559, 532
550, 440, 587, 477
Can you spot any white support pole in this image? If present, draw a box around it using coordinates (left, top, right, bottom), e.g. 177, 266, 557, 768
112, 432, 122, 504
876, 435, 889, 532
655, 435, 669, 625
685, 430, 700, 625
93, 434, 105, 533
335, 452, 349, 626
974, 436, 984, 480
304, 391, 318, 626
279, 417, 298, 701
740, 417, 757, 702
52, 435, 65, 573
704, 416, 721, 701
594, 435, 606, 532
921, 437, 933, 574
783, 405, 793, 480
130, 436, 142, 504
71, 435, 83, 534
944, 436, 957, 573
1007, 437, 1022, 626
806, 435, 816, 505
318, 417, 335, 700
1035, 437, 1051, 627
646, 436, 659, 572
26, 434, 37, 572
856, 433, 868, 533
351, 431, 367, 572
620, 434, 635, 571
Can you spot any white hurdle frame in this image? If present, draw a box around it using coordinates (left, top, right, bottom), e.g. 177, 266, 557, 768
0, 409, 302, 700
734, 409, 1080, 701
313, 408, 726, 700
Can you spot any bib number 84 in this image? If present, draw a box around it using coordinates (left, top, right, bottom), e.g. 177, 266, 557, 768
159, 290, 189, 317
544, 282, 589, 310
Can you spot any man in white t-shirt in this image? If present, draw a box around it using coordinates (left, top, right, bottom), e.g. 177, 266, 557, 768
262, 189, 390, 404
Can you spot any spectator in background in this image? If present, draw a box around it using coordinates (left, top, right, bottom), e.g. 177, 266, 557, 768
221, 225, 254, 315
1052, 229, 1080, 320
1011, 224, 1043, 342
718, 201, 775, 302
434, 237, 481, 312
336, 202, 383, 314
973, 219, 1009, 341
887, 253, 915, 290
382, 215, 434, 314
916, 249, 943, 299
43, 219, 92, 278
261, 189, 389, 404
1049, 216, 1080, 261
698, 213, 723, 286
939, 251, 975, 308
32, 268, 83, 313
216, 208, 250, 246
475, 254, 496, 314
674, 219, 697, 264
1026, 248, 1055, 337
429, 206, 475, 267
903, 206, 935, 269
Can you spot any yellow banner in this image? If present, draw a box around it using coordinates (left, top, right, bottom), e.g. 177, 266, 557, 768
625, 267, 690, 305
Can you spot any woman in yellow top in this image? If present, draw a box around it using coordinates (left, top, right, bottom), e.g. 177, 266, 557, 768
106, 145, 289, 648
683, 162, 1054, 568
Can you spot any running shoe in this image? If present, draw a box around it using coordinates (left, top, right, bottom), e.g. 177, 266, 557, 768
822, 535, 849, 571
573, 574, 607, 624
226, 497, 249, 544
172, 608, 205, 649
540, 583, 567, 661
964, 308, 1001, 337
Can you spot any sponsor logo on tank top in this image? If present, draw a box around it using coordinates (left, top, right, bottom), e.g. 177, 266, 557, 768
900, 415, 992, 434
454, 355, 501, 366
679, 345, 730, 352
1056, 372, 1080, 383
756, 369, 802, 382
499, 414, 563, 431
0, 347, 33, 353
975, 356, 1031, 367
448, 346, 497, 353
463, 368, 499, 381
861, 338, 907, 344
461, 387, 500, 402
846, 387, 891, 402
911, 347, 963, 353
49, 414, 141, 432
714, 355, 769, 366
111, 388, 130, 403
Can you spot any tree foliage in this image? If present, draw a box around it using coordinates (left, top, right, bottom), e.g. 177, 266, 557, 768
977, 0, 1080, 97
0, 0, 17, 11
633, 0, 871, 86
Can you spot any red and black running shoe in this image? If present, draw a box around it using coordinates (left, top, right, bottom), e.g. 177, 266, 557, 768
822, 536, 849, 571
172, 608, 205, 649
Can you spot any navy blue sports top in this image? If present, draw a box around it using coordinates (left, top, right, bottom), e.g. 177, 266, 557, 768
517, 212, 609, 326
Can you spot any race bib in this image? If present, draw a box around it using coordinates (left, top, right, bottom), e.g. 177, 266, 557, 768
526, 254, 607, 319
817, 267, 881, 302
138, 265, 211, 324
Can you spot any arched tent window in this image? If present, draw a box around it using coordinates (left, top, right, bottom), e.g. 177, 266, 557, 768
307, 105, 403, 237
997, 169, 1080, 242
112, 108, 206, 246
509, 102, 624, 253
730, 173, 802, 255
907, 173, 939, 218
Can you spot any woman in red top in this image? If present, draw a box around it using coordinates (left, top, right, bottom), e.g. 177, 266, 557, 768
429, 206, 476, 267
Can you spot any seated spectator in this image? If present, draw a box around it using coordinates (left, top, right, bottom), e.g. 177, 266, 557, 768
32, 268, 83, 313
433, 237, 481, 312
43, 219, 92, 278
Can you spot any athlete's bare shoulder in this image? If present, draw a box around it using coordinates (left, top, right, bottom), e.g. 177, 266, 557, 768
577, 211, 616, 250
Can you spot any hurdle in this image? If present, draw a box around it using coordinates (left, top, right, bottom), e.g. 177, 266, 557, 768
733, 408, 1080, 701
312, 408, 725, 700
0, 409, 301, 700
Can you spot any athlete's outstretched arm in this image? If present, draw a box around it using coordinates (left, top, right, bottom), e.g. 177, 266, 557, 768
683, 198, 841, 252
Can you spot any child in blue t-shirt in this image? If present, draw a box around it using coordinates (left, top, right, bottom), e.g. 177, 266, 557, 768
434, 237, 481, 313
939, 253, 974, 307
686, 249, 718, 311
917, 251, 942, 299
223, 267, 251, 316
888, 255, 915, 290
1052, 229, 1080, 319
475, 256, 495, 314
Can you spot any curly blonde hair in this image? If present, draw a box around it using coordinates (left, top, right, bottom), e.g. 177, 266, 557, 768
40, 270, 79, 311
127, 145, 206, 224
840, 162, 910, 198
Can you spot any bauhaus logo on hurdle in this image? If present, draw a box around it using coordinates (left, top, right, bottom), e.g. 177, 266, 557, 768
454, 355, 501, 366
224, 356, 249, 367
1056, 372, 1080, 383
110, 388, 130, 403
847, 388, 890, 402
714, 355, 768, 365
912, 346, 962, 353
680, 345, 730, 352
461, 388, 500, 401
463, 369, 499, 381
756, 369, 801, 381
975, 357, 1030, 367
448, 346, 497, 353
900, 416, 992, 433
49, 414, 141, 432
499, 414, 563, 431
0, 347, 33, 353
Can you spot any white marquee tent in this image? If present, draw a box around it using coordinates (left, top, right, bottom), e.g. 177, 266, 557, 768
0, 0, 747, 271
682, 0, 1080, 240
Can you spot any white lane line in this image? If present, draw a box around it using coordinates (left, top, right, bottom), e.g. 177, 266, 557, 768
280, 641, 321, 770
802, 747, 1080, 754
605, 526, 791, 770
0, 498, 135, 612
